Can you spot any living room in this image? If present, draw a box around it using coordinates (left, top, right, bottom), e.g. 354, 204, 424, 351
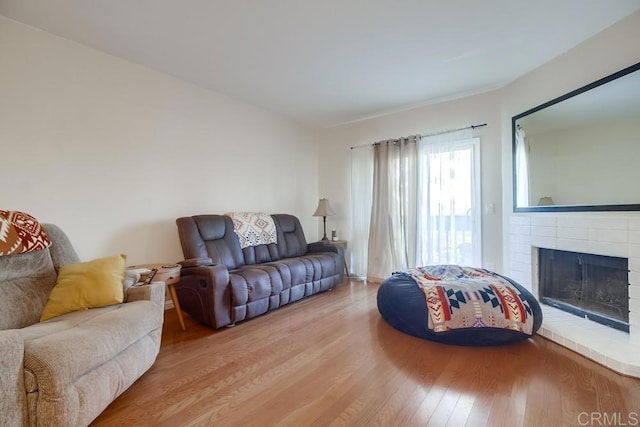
1, 1, 640, 426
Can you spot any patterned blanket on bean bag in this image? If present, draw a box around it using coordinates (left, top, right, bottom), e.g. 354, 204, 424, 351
402, 265, 535, 335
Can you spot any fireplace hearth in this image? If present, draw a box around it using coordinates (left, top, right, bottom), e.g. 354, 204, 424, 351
539, 248, 629, 332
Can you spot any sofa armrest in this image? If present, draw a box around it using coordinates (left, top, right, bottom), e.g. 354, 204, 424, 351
177, 264, 232, 328
0, 330, 28, 427
179, 257, 214, 268
125, 282, 166, 308
308, 240, 330, 250
308, 241, 342, 257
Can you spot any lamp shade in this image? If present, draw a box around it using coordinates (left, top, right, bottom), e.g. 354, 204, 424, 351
313, 198, 335, 217
537, 196, 555, 206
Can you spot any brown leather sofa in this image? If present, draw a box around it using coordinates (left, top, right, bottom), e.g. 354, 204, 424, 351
175, 214, 345, 328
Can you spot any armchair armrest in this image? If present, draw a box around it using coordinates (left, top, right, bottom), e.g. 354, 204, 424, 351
125, 282, 166, 308
0, 330, 28, 427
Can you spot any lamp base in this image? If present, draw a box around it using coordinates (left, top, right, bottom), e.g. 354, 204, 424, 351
321, 216, 329, 242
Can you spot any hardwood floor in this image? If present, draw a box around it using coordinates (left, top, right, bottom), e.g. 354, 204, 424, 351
92, 280, 640, 427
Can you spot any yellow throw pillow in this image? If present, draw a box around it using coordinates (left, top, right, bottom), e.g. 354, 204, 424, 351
40, 254, 127, 322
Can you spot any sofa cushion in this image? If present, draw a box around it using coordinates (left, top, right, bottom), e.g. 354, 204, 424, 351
20, 300, 162, 394
241, 243, 281, 265
229, 251, 341, 313
40, 254, 126, 321
272, 214, 308, 258
182, 215, 246, 270
260, 259, 309, 287
271, 253, 341, 282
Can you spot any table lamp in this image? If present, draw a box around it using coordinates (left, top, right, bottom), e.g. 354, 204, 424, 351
537, 196, 555, 206
313, 198, 335, 241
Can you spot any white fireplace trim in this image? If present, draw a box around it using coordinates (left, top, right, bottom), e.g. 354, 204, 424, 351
508, 212, 640, 378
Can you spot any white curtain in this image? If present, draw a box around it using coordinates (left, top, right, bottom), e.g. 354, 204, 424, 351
367, 137, 419, 280
416, 129, 481, 267
349, 145, 373, 277
352, 128, 481, 280
515, 126, 529, 207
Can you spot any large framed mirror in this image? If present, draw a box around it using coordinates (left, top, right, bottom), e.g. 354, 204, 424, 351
512, 61, 640, 212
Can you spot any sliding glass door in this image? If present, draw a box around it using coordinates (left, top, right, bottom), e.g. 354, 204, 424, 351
417, 137, 480, 267
350, 131, 481, 278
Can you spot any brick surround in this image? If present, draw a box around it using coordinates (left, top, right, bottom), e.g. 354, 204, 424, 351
508, 213, 640, 377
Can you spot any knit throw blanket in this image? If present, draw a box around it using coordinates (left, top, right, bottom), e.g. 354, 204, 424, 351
0, 210, 52, 256
228, 212, 277, 249
403, 265, 534, 335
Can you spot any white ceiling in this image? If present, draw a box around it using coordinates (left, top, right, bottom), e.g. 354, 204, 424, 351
1, 0, 639, 128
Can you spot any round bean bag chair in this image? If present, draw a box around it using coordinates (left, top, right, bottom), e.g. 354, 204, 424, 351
377, 265, 542, 346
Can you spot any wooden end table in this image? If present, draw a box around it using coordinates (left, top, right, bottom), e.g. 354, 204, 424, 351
328, 239, 350, 279
128, 263, 185, 331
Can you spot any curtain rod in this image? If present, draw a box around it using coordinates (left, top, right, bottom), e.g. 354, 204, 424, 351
349, 123, 487, 149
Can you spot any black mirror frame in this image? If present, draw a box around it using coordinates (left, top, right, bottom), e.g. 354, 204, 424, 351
512, 61, 640, 213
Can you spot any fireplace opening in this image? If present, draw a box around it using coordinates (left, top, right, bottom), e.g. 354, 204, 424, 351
538, 248, 629, 332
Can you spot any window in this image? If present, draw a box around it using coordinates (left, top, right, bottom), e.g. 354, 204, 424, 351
350, 130, 481, 279
418, 136, 480, 267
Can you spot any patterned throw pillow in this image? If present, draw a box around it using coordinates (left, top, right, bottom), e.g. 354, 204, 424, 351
0, 210, 52, 256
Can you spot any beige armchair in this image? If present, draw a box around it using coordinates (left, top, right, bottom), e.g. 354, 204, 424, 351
0, 224, 164, 427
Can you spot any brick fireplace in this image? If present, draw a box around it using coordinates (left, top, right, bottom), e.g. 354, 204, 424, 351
508, 213, 640, 377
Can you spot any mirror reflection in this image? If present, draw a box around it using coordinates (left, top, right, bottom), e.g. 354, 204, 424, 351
512, 62, 640, 212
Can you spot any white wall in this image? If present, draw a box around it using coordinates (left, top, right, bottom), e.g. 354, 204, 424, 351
316, 10, 640, 276
0, 17, 320, 264
501, 10, 640, 271
527, 118, 640, 206
501, 11, 640, 374
3, 9, 639, 274
317, 91, 503, 272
